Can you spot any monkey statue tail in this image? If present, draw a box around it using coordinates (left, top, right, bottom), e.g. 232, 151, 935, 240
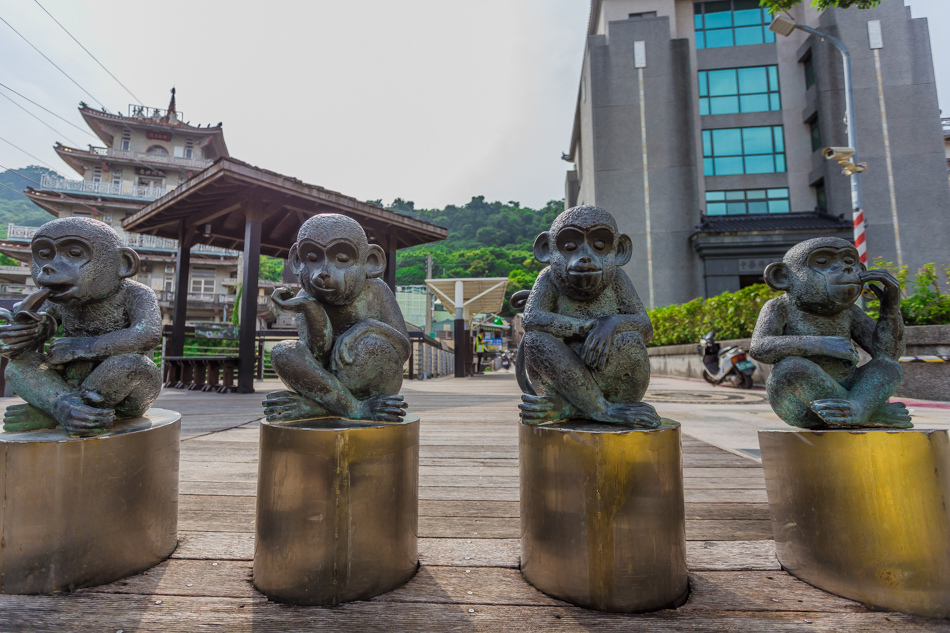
509, 290, 536, 396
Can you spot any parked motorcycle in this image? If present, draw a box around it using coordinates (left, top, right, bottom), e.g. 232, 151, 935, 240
500, 352, 511, 371
697, 330, 756, 389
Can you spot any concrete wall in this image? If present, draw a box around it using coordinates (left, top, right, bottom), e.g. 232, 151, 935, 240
648, 324, 950, 401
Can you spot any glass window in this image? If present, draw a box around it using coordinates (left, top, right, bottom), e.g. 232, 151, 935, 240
803, 54, 815, 89
814, 180, 827, 211
810, 117, 821, 152
694, 0, 775, 50
705, 188, 790, 215
698, 66, 780, 115
702, 126, 786, 176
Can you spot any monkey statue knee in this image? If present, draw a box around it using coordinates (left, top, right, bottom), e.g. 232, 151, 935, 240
0, 217, 163, 436
749, 237, 911, 429
512, 205, 659, 428
263, 214, 410, 423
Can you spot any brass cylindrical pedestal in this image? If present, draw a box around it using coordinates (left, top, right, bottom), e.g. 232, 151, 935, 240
520, 421, 688, 612
759, 428, 950, 618
0, 408, 180, 594
253, 415, 420, 605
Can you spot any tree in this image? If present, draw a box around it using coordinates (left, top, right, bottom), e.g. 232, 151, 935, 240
761, 0, 881, 11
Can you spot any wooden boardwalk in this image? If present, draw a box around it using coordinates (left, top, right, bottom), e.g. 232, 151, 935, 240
1, 374, 948, 632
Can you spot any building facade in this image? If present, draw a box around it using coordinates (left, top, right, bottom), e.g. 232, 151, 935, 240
566, 0, 950, 305
2, 91, 276, 325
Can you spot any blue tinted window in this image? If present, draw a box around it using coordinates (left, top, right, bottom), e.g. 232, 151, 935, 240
705, 187, 790, 215
698, 66, 780, 116
695, 1, 773, 50
701, 126, 786, 176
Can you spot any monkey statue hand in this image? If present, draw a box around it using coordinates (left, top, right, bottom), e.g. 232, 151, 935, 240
581, 316, 621, 371
270, 287, 314, 312
46, 337, 97, 365
860, 269, 901, 313
817, 336, 861, 365
0, 313, 56, 360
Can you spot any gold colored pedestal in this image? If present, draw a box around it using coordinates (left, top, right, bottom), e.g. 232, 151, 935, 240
0, 408, 181, 594
520, 421, 688, 612
759, 428, 950, 618
253, 415, 420, 605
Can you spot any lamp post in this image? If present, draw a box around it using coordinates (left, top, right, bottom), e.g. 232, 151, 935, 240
770, 14, 868, 265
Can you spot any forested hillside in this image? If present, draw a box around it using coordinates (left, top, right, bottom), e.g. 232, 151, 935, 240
0, 166, 62, 232
384, 196, 564, 312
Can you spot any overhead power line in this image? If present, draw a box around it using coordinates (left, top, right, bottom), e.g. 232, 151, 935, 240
0, 134, 55, 170
33, 0, 143, 105
0, 180, 32, 200
0, 91, 81, 147
0, 13, 107, 111
0, 162, 44, 187
0, 81, 96, 139
0, 160, 103, 216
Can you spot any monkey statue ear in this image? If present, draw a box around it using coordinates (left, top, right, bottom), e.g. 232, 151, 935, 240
117, 247, 140, 279
533, 232, 552, 264
764, 262, 790, 291
364, 244, 387, 279
615, 233, 633, 266
288, 243, 304, 276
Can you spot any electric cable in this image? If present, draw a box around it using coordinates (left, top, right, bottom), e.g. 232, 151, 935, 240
0, 91, 81, 147
0, 180, 31, 199
0, 81, 96, 138
0, 13, 107, 110
0, 134, 55, 170
33, 0, 143, 105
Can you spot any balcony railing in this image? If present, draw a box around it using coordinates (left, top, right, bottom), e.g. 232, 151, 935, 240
943, 117, 950, 134
86, 146, 211, 170
157, 291, 270, 307
40, 174, 166, 200
7, 224, 238, 256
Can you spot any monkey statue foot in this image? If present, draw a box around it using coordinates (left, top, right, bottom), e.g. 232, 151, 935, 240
357, 395, 408, 423
518, 393, 579, 424
808, 398, 913, 429
2, 403, 58, 432
263, 390, 329, 422
866, 402, 913, 428
594, 401, 662, 429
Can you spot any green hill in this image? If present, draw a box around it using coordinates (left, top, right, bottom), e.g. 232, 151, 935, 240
0, 166, 62, 233
385, 196, 564, 315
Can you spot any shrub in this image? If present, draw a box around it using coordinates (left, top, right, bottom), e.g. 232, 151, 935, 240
647, 284, 779, 347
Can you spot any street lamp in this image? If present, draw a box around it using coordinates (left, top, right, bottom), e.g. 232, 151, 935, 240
769, 14, 868, 264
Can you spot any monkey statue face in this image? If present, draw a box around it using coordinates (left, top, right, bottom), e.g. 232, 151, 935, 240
765, 237, 864, 316
31, 217, 139, 306
535, 206, 632, 300
289, 214, 386, 306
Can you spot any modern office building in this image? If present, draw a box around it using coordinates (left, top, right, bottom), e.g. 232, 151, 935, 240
1, 90, 282, 325
565, 0, 950, 305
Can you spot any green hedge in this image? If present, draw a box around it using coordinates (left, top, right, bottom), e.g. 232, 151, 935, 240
647, 284, 779, 347
647, 261, 950, 347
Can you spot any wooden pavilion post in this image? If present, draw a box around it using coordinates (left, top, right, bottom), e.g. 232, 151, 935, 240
167, 219, 193, 356
237, 192, 263, 393
384, 232, 397, 293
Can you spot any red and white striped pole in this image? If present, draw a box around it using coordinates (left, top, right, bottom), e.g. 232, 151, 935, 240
852, 207, 867, 265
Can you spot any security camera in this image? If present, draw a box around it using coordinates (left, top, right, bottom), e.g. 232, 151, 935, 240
822, 147, 855, 161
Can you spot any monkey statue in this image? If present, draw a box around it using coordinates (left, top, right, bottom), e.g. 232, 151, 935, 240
513, 205, 659, 428
750, 237, 911, 429
263, 214, 410, 423
0, 217, 163, 436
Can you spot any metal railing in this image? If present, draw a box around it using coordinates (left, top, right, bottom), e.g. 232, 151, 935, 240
85, 146, 210, 170
40, 174, 165, 200
7, 224, 238, 256
406, 333, 454, 380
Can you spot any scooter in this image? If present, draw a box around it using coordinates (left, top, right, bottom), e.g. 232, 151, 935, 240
500, 352, 511, 371
698, 330, 756, 389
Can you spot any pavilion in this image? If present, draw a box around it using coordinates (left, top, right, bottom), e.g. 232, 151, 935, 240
123, 157, 447, 393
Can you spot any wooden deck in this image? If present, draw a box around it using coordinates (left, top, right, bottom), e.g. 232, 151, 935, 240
1, 374, 948, 632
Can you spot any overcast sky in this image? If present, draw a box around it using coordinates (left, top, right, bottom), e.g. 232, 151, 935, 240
0, 0, 947, 210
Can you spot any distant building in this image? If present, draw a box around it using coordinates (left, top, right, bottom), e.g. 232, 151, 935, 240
1, 90, 280, 325
395, 285, 429, 328
566, 0, 950, 305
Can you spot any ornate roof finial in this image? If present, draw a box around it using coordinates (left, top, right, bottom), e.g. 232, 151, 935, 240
167, 86, 177, 117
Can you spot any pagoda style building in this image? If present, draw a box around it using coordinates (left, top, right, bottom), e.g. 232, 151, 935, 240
2, 90, 275, 326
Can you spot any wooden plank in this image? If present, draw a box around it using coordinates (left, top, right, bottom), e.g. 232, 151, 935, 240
0, 594, 942, 632
179, 509, 254, 533
419, 538, 520, 568
179, 480, 257, 497
420, 500, 520, 518
686, 520, 773, 541
686, 541, 779, 571
421, 476, 519, 488
420, 516, 517, 539
173, 531, 254, 561
684, 503, 770, 521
